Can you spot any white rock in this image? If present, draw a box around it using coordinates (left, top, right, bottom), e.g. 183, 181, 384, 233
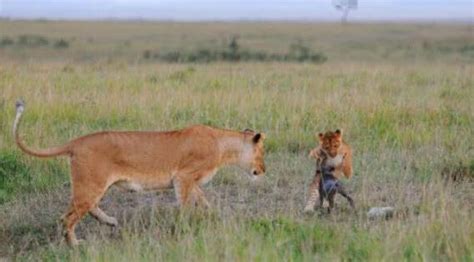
367, 207, 395, 220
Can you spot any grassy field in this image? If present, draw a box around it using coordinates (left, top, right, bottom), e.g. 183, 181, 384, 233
0, 21, 473, 261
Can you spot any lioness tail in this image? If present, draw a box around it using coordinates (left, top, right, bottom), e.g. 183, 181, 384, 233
13, 99, 71, 158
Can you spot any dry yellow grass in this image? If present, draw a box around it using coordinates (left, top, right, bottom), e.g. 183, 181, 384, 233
0, 21, 473, 260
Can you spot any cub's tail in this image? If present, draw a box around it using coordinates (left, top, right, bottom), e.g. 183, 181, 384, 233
13, 99, 71, 158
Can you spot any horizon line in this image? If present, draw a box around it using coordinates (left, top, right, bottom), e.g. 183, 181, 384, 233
1, 16, 473, 24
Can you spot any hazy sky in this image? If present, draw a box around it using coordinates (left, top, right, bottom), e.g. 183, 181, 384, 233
0, 0, 472, 21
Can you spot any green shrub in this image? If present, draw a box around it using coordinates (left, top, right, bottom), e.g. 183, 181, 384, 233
142, 49, 152, 59
17, 34, 49, 47
53, 39, 69, 49
0, 151, 31, 203
0, 36, 14, 47
147, 37, 327, 64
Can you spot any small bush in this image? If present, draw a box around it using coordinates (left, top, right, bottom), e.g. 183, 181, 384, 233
62, 65, 75, 73
0, 37, 14, 47
286, 41, 327, 63
143, 49, 152, 59
17, 35, 49, 47
159, 51, 183, 62
459, 44, 474, 53
53, 39, 69, 49
147, 37, 327, 64
459, 44, 474, 56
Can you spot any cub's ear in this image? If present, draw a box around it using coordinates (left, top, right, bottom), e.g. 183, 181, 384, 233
335, 129, 343, 139
252, 133, 265, 143
316, 133, 324, 142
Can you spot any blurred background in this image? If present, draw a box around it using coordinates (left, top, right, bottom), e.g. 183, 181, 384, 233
1, 0, 472, 21
0, 0, 472, 64
0, 1, 473, 260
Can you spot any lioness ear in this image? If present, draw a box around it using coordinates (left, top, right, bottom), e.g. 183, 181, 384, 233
335, 129, 343, 139
252, 133, 265, 143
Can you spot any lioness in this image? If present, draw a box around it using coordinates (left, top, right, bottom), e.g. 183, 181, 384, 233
13, 100, 266, 245
304, 129, 352, 213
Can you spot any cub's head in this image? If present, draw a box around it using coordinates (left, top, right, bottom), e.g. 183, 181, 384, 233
318, 129, 343, 158
241, 129, 266, 178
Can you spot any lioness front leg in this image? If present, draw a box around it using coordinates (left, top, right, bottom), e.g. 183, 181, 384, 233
173, 176, 194, 207
173, 180, 210, 208
174, 170, 215, 208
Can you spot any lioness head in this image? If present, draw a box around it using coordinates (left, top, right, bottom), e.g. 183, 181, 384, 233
241, 130, 266, 178
318, 129, 343, 158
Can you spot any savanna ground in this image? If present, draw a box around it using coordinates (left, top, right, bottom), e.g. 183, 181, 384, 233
0, 21, 473, 261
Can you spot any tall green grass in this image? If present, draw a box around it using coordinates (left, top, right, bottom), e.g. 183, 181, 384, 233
1, 61, 472, 260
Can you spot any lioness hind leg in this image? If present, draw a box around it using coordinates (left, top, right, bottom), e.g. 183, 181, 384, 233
62, 192, 108, 245
62, 164, 109, 246
61, 200, 94, 246
90, 207, 118, 227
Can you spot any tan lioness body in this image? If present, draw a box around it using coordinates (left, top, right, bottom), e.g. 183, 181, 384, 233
13, 101, 266, 245
304, 129, 352, 212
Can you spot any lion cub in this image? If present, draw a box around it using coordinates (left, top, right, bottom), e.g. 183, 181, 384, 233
304, 129, 353, 213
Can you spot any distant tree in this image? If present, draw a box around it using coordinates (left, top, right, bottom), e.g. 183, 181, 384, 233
332, 0, 358, 24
